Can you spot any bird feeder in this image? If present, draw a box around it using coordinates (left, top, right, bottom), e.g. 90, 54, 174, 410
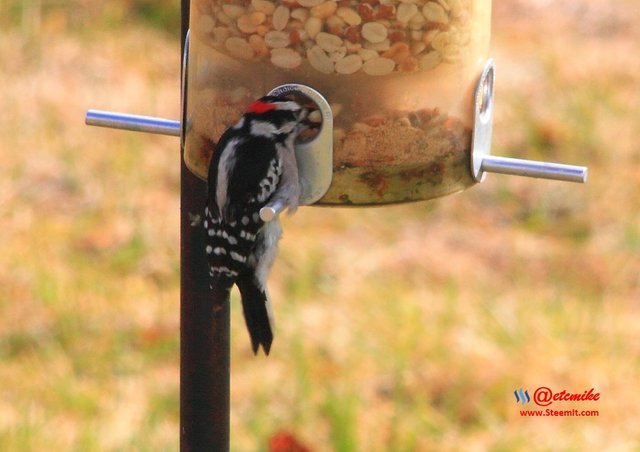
88, 0, 586, 205
185, 0, 584, 205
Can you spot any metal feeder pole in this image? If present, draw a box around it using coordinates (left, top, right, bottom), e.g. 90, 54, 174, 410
179, 1, 231, 450
86, 6, 230, 447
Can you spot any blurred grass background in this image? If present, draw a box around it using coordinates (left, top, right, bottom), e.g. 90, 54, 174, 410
1, 0, 639, 450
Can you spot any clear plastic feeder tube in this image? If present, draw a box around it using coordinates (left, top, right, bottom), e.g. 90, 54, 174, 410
184, 0, 492, 204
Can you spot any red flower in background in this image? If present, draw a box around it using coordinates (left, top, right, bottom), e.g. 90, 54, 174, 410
268, 431, 311, 452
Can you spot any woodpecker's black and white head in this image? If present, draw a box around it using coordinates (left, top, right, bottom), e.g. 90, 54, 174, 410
231, 95, 309, 142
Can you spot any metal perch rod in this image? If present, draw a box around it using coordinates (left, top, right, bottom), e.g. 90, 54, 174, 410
85, 110, 181, 136
84, 111, 588, 186
481, 156, 588, 183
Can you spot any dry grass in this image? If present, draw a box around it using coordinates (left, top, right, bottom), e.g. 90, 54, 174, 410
1, 0, 640, 450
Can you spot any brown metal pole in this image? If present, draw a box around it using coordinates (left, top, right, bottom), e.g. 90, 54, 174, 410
180, 1, 231, 450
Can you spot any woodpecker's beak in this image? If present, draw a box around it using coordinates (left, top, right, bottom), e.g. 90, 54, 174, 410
297, 111, 321, 143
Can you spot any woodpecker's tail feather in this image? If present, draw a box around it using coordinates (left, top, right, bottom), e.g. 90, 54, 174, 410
236, 274, 274, 355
